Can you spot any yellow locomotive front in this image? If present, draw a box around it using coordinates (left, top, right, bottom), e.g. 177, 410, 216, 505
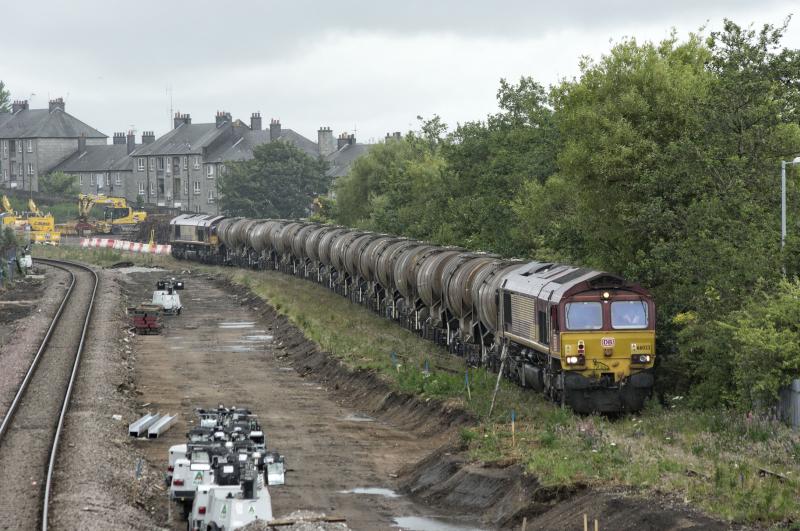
558, 288, 655, 412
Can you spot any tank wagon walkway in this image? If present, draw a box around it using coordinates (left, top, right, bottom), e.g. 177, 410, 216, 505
126, 270, 466, 530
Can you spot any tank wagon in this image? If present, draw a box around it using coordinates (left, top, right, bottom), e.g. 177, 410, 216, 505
170, 216, 656, 413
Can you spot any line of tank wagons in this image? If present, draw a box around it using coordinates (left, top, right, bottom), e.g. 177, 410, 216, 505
167, 405, 286, 531
169, 214, 657, 413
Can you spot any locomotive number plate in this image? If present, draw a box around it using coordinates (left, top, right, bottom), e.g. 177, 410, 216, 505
601, 337, 616, 348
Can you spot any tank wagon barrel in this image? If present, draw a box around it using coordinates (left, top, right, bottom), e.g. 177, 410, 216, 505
170, 215, 657, 414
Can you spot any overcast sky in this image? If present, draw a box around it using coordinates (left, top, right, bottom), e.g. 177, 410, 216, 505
1, 1, 798, 144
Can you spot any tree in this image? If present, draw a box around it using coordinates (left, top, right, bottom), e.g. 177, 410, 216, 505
38, 171, 78, 196
218, 141, 330, 218
0, 81, 9, 114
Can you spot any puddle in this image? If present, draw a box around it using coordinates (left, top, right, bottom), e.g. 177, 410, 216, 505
216, 344, 258, 352
219, 322, 256, 329
340, 487, 400, 498
243, 335, 273, 341
342, 413, 375, 422
393, 516, 485, 531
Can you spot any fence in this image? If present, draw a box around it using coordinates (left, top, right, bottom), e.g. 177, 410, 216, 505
80, 238, 172, 255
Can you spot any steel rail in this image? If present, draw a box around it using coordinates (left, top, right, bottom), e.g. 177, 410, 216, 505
0, 258, 98, 530
40, 259, 98, 531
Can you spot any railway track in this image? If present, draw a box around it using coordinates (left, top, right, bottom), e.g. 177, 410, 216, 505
0, 259, 98, 530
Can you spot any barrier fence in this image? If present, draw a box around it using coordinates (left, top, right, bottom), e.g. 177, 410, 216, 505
80, 238, 172, 255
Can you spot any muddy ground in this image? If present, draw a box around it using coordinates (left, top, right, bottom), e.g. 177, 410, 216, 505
123, 269, 480, 531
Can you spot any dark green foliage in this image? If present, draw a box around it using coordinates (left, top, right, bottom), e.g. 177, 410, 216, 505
38, 171, 78, 196
0, 81, 9, 114
218, 141, 330, 218
331, 18, 800, 409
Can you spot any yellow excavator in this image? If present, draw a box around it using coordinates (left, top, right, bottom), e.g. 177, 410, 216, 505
77, 194, 147, 235
1, 195, 15, 226
0, 195, 61, 243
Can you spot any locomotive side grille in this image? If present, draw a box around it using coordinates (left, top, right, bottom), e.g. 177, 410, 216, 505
510, 294, 536, 340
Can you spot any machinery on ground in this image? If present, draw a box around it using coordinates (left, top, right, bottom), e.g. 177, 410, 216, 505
166, 405, 285, 530
170, 215, 657, 414
1, 195, 61, 244
77, 194, 148, 235
152, 277, 184, 315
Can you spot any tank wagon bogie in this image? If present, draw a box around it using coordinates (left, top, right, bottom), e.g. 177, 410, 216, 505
170, 215, 656, 414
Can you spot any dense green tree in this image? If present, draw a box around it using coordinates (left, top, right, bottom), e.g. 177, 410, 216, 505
38, 171, 78, 196
0, 81, 9, 114
218, 141, 330, 218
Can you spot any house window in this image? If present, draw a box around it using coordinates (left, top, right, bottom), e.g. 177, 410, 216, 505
220, 164, 226, 175
27, 162, 34, 175
206, 165, 214, 178
208, 189, 214, 204
184, 181, 189, 195
2, 141, 7, 158
115, 173, 121, 185
97, 174, 105, 188
79, 175, 83, 185
138, 158, 145, 171
2, 169, 7, 181
17, 141, 23, 153
149, 158, 155, 170
150, 182, 155, 195
182, 156, 188, 170
138, 182, 145, 194
157, 157, 164, 170
193, 156, 200, 169
193, 181, 200, 194
26, 140, 33, 153
90, 174, 95, 185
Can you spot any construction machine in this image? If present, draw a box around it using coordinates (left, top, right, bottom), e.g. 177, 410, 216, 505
1, 195, 60, 243
77, 194, 147, 235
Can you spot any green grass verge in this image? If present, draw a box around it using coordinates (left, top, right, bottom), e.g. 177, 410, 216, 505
33, 246, 800, 525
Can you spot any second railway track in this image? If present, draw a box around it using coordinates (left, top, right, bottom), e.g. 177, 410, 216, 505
0, 259, 98, 531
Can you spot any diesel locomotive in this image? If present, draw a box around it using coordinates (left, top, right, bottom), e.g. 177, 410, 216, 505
169, 214, 656, 413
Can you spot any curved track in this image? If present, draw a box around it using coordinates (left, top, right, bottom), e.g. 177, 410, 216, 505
0, 259, 98, 530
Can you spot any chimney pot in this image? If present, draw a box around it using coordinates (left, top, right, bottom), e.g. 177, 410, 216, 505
269, 119, 281, 142
78, 133, 87, 152
318, 126, 336, 157
250, 112, 262, 131
126, 130, 136, 154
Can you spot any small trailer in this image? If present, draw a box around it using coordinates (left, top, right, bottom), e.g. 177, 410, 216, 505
128, 304, 163, 334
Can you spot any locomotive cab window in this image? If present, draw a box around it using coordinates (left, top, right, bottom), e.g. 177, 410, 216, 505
611, 300, 648, 329
565, 302, 603, 330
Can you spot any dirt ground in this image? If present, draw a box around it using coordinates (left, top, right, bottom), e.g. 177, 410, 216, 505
123, 269, 481, 531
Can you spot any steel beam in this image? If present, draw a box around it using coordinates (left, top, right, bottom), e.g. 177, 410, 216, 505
147, 414, 176, 438
129, 413, 160, 437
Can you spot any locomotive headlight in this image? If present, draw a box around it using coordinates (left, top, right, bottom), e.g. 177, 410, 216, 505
631, 354, 651, 364
566, 355, 584, 365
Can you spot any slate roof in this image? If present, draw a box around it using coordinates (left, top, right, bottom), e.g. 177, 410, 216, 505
133, 122, 224, 156
205, 128, 319, 163
0, 108, 106, 139
54, 145, 135, 173
325, 143, 372, 178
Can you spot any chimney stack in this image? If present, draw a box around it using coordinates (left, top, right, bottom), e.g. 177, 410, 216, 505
113, 132, 126, 145
126, 130, 136, 154
215, 110, 232, 128
385, 131, 402, 142
317, 127, 335, 157
269, 119, 281, 142
48, 97, 65, 113
337, 132, 355, 150
142, 131, 155, 144
173, 112, 191, 129
78, 133, 87, 152
11, 100, 29, 113
250, 112, 262, 131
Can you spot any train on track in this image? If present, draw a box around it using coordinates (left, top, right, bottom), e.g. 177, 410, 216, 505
169, 214, 656, 413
